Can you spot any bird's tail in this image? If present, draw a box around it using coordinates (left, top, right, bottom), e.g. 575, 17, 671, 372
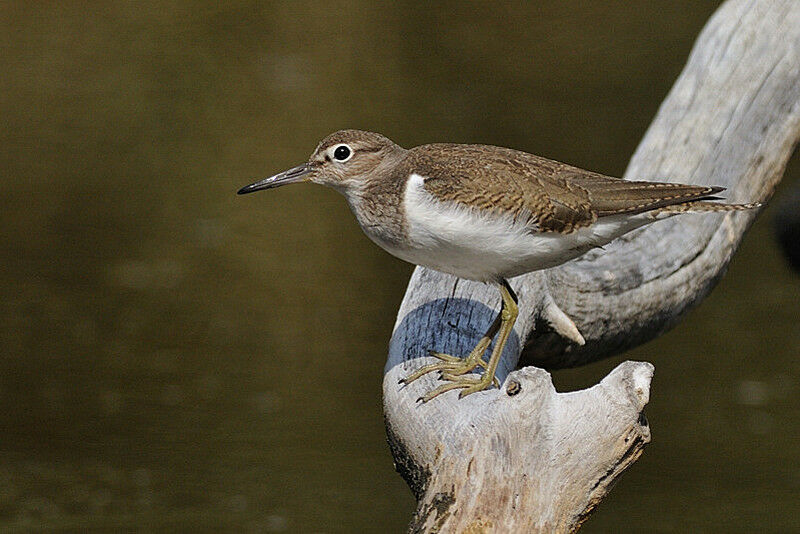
651, 200, 762, 217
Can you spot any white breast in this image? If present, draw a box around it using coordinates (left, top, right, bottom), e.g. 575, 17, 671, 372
393, 174, 658, 281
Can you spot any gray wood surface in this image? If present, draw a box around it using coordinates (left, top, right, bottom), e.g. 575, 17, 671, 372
383, 1, 800, 532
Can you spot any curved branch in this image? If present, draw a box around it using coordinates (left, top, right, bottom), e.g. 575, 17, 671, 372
525, 0, 800, 368
384, 1, 800, 532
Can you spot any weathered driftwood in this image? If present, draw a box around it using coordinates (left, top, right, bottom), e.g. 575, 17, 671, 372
383, 1, 800, 532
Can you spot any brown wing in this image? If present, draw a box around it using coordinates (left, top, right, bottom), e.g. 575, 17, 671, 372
412, 143, 722, 234
562, 171, 724, 217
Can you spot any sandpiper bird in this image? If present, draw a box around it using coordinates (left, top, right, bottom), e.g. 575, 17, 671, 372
238, 130, 757, 402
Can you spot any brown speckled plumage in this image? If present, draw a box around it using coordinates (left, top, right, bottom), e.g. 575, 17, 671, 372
399, 143, 729, 234
245, 129, 756, 241
290, 129, 755, 240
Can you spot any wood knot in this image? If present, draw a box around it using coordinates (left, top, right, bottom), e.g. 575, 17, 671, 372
506, 379, 522, 396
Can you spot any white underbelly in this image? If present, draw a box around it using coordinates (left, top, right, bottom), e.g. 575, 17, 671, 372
379, 224, 605, 281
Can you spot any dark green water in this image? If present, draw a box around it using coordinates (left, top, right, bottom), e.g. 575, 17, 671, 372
1, 2, 798, 532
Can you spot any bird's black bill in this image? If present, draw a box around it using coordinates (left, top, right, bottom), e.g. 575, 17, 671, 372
237, 163, 311, 194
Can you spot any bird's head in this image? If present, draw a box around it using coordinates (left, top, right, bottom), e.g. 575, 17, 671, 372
237, 129, 404, 196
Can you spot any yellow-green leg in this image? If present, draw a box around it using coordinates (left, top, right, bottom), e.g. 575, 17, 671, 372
401, 280, 519, 402
399, 311, 502, 385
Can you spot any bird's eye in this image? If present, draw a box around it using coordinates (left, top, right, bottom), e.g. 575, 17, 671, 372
333, 145, 352, 162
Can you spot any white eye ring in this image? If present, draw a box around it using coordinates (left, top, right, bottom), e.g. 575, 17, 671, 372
331, 144, 353, 162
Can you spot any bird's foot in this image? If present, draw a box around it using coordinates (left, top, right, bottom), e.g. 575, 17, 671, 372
399, 338, 499, 402
399, 331, 494, 386
417, 373, 496, 403
398, 350, 483, 386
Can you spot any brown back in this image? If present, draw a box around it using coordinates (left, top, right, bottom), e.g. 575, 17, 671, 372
406, 143, 721, 233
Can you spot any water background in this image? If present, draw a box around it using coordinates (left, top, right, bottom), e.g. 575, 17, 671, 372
1, 2, 798, 532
